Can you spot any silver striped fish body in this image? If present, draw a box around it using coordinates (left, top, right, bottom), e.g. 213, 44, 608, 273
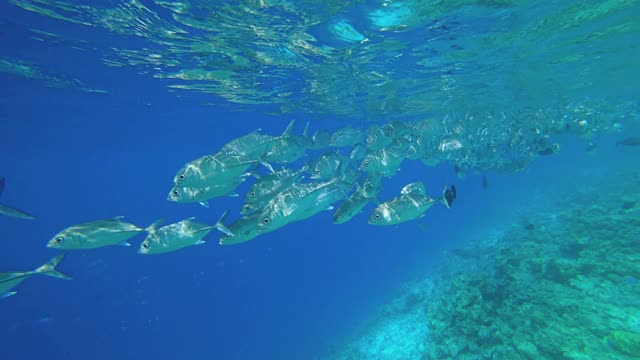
333, 176, 382, 224
139, 219, 212, 255
47, 217, 144, 250
368, 193, 436, 226
0, 271, 32, 297
263, 135, 312, 165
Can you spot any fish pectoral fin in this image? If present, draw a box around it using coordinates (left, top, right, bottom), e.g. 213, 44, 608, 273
228, 192, 239, 198
117, 241, 131, 247
195, 240, 206, 245
199, 201, 210, 208
326, 206, 334, 211
1, 291, 17, 299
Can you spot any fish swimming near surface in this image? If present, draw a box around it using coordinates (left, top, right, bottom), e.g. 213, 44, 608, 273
1, 254, 71, 299
263, 120, 313, 165
168, 178, 244, 208
0, 177, 36, 220
368, 182, 456, 226
616, 137, 640, 147
172, 153, 258, 188
139, 211, 233, 254
47, 217, 160, 250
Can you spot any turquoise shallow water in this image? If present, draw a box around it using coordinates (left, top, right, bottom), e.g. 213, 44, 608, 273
0, 1, 639, 359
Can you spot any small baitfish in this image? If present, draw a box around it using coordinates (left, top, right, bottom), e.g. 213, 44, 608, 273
47, 217, 158, 250
368, 182, 456, 226
0, 177, 36, 220
1, 254, 71, 299
139, 211, 233, 255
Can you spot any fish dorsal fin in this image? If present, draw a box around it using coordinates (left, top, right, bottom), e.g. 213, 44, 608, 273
145, 219, 164, 232
0, 177, 5, 198
401, 182, 425, 195
303, 121, 310, 137
282, 119, 296, 137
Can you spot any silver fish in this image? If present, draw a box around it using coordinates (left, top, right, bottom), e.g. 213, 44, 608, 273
0, 178, 35, 220
219, 129, 278, 160
257, 179, 350, 234
1, 254, 71, 299
168, 180, 243, 208
263, 120, 312, 165
330, 126, 365, 147
241, 165, 307, 215
333, 176, 382, 224
139, 211, 233, 255
366, 125, 393, 151
219, 213, 263, 245
368, 182, 449, 226
173, 153, 257, 188
311, 152, 349, 181
47, 217, 157, 250
359, 147, 406, 177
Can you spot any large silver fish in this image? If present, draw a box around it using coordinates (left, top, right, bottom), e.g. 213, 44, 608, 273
368, 182, 452, 226
1, 254, 71, 299
168, 179, 243, 208
47, 217, 157, 250
219, 213, 263, 246
218, 129, 279, 160
139, 211, 233, 255
0, 177, 36, 220
333, 176, 382, 224
359, 146, 406, 177
241, 165, 307, 215
263, 120, 313, 165
366, 125, 393, 151
172, 153, 257, 188
330, 126, 365, 147
257, 179, 350, 234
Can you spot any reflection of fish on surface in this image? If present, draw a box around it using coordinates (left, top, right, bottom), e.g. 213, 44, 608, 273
0, 177, 36, 220
1, 254, 71, 299
47, 217, 160, 250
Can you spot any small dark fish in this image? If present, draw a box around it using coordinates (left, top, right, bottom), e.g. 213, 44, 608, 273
525, 223, 535, 231
621, 201, 637, 210
482, 175, 489, 190
442, 185, 456, 208
616, 137, 640, 147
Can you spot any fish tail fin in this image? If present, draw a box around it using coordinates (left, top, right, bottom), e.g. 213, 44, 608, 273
282, 119, 296, 137
439, 184, 456, 209
214, 210, 235, 237
34, 254, 72, 280
145, 219, 164, 232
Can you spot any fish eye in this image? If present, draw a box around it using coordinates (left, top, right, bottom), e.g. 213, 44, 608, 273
364, 160, 369, 166
55, 237, 64, 243
224, 235, 231, 239
263, 218, 270, 224
338, 215, 343, 220
250, 192, 256, 197
315, 169, 321, 173
374, 214, 381, 220
172, 190, 179, 195
179, 175, 185, 179
142, 243, 149, 249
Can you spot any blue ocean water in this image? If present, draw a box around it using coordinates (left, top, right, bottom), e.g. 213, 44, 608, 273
1, 1, 639, 359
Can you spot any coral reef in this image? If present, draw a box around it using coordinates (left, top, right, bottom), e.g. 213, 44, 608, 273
328, 169, 640, 359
